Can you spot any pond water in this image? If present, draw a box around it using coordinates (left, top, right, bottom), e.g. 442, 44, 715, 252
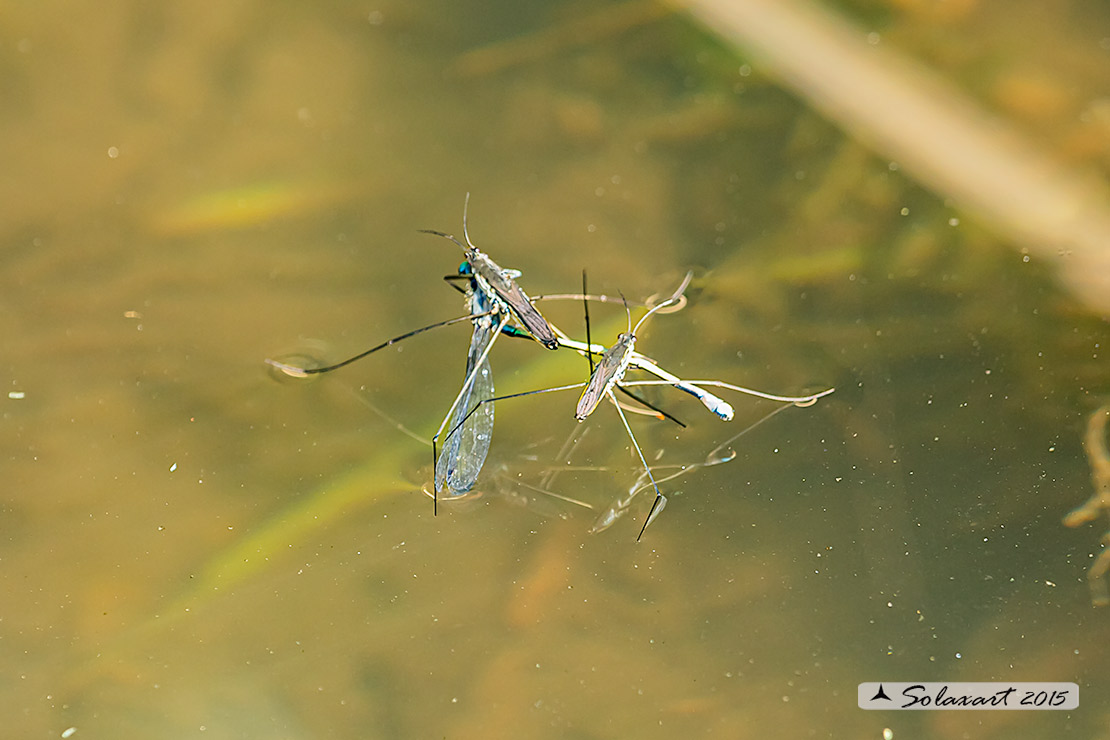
3, 1, 1109, 738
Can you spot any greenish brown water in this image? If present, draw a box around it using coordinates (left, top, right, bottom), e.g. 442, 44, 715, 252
3, 2, 1110, 738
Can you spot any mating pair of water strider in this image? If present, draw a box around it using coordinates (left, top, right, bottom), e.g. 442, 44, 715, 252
268, 196, 834, 540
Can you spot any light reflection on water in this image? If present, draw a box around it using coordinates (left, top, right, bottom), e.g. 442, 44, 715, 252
3, 2, 1110, 738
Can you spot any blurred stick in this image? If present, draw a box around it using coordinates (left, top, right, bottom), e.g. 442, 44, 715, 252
673, 0, 1110, 315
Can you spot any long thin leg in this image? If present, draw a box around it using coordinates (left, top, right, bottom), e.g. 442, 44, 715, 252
606, 391, 666, 541
442, 273, 472, 294
582, 270, 595, 376
530, 293, 687, 315
620, 379, 835, 406
442, 382, 588, 450
615, 386, 685, 427
266, 312, 490, 377
532, 292, 653, 308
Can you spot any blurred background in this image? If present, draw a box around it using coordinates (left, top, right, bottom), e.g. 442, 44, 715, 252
2, 1, 1109, 738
